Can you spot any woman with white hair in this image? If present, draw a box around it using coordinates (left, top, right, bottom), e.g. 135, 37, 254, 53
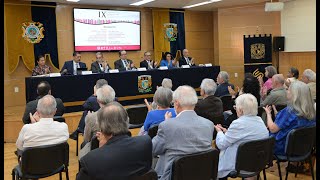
215, 93, 269, 179
263, 81, 316, 156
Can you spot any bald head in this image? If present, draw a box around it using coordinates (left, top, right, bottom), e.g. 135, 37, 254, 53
37, 95, 57, 117
272, 74, 285, 89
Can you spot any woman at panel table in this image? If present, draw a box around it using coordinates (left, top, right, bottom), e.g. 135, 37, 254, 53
32, 55, 51, 76
159, 52, 177, 69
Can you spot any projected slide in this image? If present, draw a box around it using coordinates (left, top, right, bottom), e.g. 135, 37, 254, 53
73, 8, 141, 51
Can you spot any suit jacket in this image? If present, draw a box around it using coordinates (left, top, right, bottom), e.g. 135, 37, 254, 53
214, 83, 235, 97
178, 56, 196, 67
77, 135, 152, 180
139, 60, 157, 70
152, 110, 214, 180
90, 61, 111, 73
194, 95, 224, 125
114, 59, 134, 71
60, 60, 87, 75
22, 97, 65, 124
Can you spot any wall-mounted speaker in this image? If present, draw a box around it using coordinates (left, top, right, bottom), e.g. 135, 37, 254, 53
273, 36, 285, 51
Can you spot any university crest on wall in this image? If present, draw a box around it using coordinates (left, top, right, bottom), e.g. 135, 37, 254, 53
138, 75, 152, 93
164, 23, 178, 42
22, 22, 44, 43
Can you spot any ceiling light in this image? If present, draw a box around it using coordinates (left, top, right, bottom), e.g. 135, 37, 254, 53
130, 0, 155, 6
183, 0, 221, 9
67, 0, 80, 2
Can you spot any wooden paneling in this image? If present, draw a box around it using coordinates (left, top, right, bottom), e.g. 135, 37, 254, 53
279, 52, 316, 76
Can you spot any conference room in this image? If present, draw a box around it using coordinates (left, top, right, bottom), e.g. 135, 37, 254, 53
4, 0, 316, 179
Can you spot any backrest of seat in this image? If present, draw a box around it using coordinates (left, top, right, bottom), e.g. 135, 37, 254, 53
285, 125, 316, 157
235, 136, 275, 173
21, 142, 69, 176
147, 125, 159, 139
126, 105, 148, 125
220, 95, 233, 111
130, 169, 158, 180
171, 149, 219, 180
53, 116, 65, 123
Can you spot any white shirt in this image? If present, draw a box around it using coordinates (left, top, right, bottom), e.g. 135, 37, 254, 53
184, 56, 190, 65
73, 61, 80, 75
16, 118, 69, 150
121, 59, 128, 70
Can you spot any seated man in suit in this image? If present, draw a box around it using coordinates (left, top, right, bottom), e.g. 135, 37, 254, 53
214, 71, 235, 97
152, 85, 214, 180
17, 95, 69, 151
114, 50, 136, 71
77, 102, 152, 179
140, 51, 158, 70
178, 49, 196, 67
195, 78, 223, 125
60, 52, 87, 75
90, 52, 111, 73
22, 81, 65, 124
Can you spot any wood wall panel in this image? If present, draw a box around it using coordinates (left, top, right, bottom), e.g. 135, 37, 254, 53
279, 52, 316, 76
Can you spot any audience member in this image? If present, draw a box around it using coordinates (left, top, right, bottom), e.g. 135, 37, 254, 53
160, 52, 177, 69
263, 81, 316, 156
284, 67, 299, 88
90, 52, 111, 73
195, 78, 223, 124
60, 52, 87, 75
258, 65, 277, 100
214, 71, 234, 97
260, 74, 287, 107
16, 95, 69, 151
301, 69, 316, 101
114, 50, 136, 71
161, 78, 173, 89
152, 85, 214, 180
140, 51, 158, 69
32, 55, 51, 76
77, 102, 152, 179
215, 93, 269, 179
22, 81, 65, 124
178, 49, 196, 67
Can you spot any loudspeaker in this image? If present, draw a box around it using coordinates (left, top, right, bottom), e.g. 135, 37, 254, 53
273, 36, 285, 51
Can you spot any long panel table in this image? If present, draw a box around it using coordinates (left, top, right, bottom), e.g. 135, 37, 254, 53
25, 66, 220, 112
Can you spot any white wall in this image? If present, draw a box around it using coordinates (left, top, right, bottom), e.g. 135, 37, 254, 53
281, 0, 316, 52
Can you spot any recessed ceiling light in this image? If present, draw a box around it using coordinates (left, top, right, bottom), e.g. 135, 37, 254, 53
130, 0, 155, 6
67, 0, 80, 2
183, 0, 221, 9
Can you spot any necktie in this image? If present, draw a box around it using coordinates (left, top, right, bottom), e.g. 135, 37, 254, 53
185, 57, 190, 65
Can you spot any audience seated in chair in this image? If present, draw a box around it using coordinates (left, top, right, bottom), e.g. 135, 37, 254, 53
258, 65, 277, 101
214, 71, 234, 97
152, 85, 214, 180
260, 74, 287, 107
77, 102, 152, 179
22, 81, 65, 124
301, 69, 316, 101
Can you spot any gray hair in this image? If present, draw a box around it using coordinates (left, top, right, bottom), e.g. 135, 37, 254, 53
97, 102, 129, 136
173, 85, 198, 107
96, 52, 103, 57
153, 87, 173, 108
303, 69, 316, 82
265, 66, 277, 78
37, 95, 57, 116
161, 78, 173, 89
218, 71, 230, 83
96, 85, 115, 105
96, 79, 108, 89
273, 74, 285, 85
200, 78, 217, 96
288, 81, 316, 120
235, 93, 258, 116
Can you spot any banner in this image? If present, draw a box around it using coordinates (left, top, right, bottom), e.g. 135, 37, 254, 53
244, 63, 272, 82
244, 34, 272, 64
169, 10, 185, 56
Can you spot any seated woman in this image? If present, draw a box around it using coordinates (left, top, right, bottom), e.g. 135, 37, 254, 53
284, 67, 299, 89
139, 87, 176, 135
215, 93, 269, 179
258, 65, 277, 100
263, 81, 316, 156
159, 52, 177, 69
31, 55, 51, 76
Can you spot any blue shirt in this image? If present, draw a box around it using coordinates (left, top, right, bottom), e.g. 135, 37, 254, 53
270, 107, 316, 155
143, 108, 176, 131
160, 60, 175, 69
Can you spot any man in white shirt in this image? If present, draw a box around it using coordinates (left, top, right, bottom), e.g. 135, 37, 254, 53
178, 49, 196, 67
90, 52, 111, 73
60, 52, 87, 75
139, 51, 158, 70
16, 95, 69, 151
114, 50, 136, 71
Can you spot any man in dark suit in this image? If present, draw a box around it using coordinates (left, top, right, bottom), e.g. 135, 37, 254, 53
77, 102, 152, 180
178, 49, 196, 67
114, 50, 136, 71
214, 71, 235, 97
22, 81, 65, 124
60, 52, 87, 75
194, 78, 223, 125
139, 51, 158, 70
90, 52, 111, 73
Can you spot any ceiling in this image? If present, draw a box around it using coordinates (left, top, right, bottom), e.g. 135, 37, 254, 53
21, 0, 272, 11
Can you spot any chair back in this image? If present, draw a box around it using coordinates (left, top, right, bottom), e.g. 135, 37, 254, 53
234, 136, 275, 174
53, 116, 65, 123
147, 125, 159, 139
130, 169, 158, 180
220, 95, 233, 111
126, 105, 148, 125
21, 142, 69, 177
285, 125, 316, 158
271, 105, 286, 120
171, 149, 219, 180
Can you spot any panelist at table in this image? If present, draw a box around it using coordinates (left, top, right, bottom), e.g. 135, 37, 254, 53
160, 52, 177, 69
178, 49, 196, 67
140, 51, 158, 70
114, 50, 136, 71
60, 52, 87, 75
90, 52, 111, 73
32, 55, 51, 76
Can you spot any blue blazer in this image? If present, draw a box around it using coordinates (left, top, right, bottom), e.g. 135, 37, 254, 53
60, 60, 87, 75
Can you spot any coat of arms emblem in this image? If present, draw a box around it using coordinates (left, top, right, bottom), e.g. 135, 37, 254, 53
250, 43, 265, 59
22, 22, 44, 43
138, 75, 152, 93
164, 23, 178, 41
